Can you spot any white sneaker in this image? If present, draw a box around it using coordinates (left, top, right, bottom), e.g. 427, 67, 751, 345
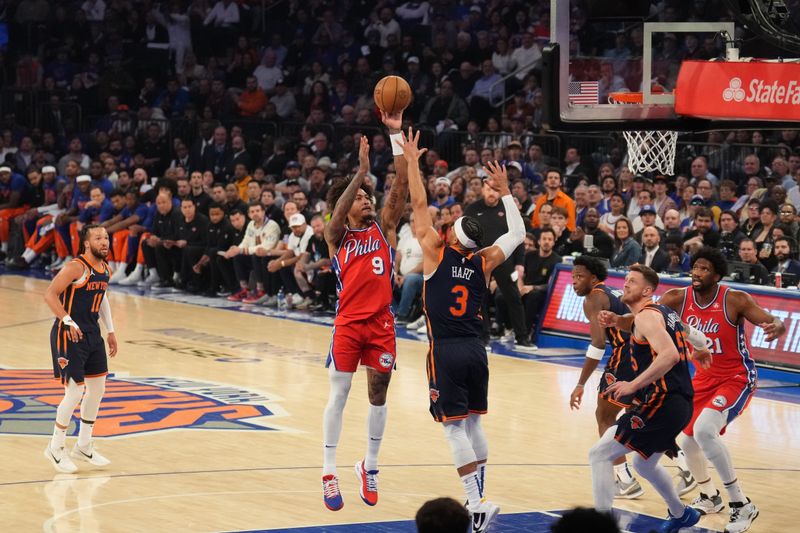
44, 444, 78, 473
407, 315, 426, 330
725, 499, 758, 533
109, 264, 129, 284
294, 297, 312, 310
416, 323, 427, 334
691, 490, 725, 515
675, 468, 698, 496
139, 269, 159, 287
50, 256, 69, 271
469, 500, 500, 533
615, 478, 645, 499
119, 264, 144, 286
70, 442, 111, 467
285, 293, 296, 309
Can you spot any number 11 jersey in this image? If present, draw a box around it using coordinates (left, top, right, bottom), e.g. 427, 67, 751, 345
423, 246, 486, 339
331, 222, 395, 326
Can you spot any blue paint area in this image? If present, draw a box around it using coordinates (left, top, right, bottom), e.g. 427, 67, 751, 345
235, 509, 720, 533
2, 267, 798, 406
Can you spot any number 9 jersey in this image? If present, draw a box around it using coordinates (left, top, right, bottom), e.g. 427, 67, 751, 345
327, 222, 397, 374
331, 222, 395, 326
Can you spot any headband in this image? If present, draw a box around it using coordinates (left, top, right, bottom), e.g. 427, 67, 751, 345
453, 217, 477, 249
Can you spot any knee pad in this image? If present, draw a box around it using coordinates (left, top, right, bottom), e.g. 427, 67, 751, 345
443, 420, 477, 469
326, 368, 353, 409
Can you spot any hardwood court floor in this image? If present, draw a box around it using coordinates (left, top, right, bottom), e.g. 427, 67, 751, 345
0, 274, 798, 532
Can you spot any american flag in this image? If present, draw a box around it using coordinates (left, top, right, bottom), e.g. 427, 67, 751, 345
568, 81, 599, 105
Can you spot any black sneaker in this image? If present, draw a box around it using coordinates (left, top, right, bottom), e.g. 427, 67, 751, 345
514, 338, 538, 353
6, 257, 29, 270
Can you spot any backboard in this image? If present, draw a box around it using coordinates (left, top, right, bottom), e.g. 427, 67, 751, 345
543, 0, 800, 132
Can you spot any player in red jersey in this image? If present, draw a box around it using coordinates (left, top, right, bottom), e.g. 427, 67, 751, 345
320, 111, 409, 511
602, 247, 785, 533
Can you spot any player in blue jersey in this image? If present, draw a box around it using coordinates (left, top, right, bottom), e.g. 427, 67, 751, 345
43, 224, 118, 473
399, 128, 525, 533
589, 264, 702, 533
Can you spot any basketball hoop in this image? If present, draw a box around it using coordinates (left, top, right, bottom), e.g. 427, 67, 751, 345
609, 91, 678, 176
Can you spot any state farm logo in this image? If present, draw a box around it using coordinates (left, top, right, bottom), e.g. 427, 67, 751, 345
722, 77, 800, 105
722, 78, 745, 102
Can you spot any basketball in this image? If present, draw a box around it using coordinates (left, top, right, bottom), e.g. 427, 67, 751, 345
373, 75, 413, 114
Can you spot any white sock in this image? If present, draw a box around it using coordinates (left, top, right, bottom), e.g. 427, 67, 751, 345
614, 462, 635, 483
1, 242, 7, 253
365, 404, 387, 471
322, 369, 353, 475
724, 478, 746, 504
78, 418, 94, 447
633, 452, 685, 518
22, 248, 36, 263
51, 425, 67, 449
477, 462, 487, 494
461, 472, 482, 509
674, 449, 690, 472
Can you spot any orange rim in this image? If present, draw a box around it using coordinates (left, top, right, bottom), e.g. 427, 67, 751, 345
609, 92, 644, 104
609, 89, 672, 104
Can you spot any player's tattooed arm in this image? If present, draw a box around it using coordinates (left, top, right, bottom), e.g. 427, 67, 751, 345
380, 110, 407, 248
325, 135, 370, 248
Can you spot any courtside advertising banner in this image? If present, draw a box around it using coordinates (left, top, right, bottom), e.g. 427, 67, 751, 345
540, 265, 800, 370
675, 60, 800, 121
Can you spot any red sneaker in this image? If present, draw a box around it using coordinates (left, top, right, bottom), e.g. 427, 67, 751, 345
227, 288, 249, 302
242, 289, 266, 304
354, 459, 378, 506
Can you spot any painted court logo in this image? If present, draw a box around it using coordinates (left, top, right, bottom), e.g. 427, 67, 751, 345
0, 369, 289, 437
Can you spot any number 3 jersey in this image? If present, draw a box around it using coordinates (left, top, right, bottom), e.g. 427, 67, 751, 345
331, 222, 395, 326
423, 246, 486, 339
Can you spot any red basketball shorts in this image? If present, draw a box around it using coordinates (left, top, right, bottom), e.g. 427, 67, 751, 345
326, 308, 396, 373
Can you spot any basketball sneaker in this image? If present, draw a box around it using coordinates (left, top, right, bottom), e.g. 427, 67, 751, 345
659, 505, 700, 533
354, 459, 379, 506
725, 499, 758, 533
322, 474, 343, 511
615, 478, 644, 499
43, 444, 78, 474
70, 442, 111, 467
469, 500, 500, 532
691, 490, 724, 515
227, 288, 249, 302
675, 468, 697, 496
242, 289, 266, 304
406, 316, 426, 330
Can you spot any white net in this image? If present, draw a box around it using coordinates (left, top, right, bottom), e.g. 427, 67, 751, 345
608, 92, 678, 175
621, 130, 678, 176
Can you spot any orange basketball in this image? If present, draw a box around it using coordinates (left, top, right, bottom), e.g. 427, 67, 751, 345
373, 75, 413, 114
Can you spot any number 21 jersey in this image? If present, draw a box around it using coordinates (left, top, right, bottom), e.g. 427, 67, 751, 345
331, 222, 395, 326
423, 246, 486, 339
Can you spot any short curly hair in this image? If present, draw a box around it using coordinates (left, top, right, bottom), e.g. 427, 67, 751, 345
326, 175, 374, 211
691, 246, 728, 278
573, 255, 608, 282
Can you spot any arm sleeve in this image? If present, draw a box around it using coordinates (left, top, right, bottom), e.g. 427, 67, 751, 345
493, 195, 526, 260
99, 296, 114, 333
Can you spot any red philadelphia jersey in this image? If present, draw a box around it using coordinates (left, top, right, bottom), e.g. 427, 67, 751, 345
680, 285, 757, 383
331, 222, 395, 326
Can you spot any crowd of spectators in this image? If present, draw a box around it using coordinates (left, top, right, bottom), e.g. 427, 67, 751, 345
2, 1, 800, 349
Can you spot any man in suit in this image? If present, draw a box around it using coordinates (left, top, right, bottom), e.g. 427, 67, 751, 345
771, 236, 800, 287
639, 226, 669, 273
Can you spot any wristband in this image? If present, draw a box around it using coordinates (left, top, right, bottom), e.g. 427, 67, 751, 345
389, 133, 404, 156
62, 315, 77, 328
585, 344, 605, 360
575, 383, 585, 388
